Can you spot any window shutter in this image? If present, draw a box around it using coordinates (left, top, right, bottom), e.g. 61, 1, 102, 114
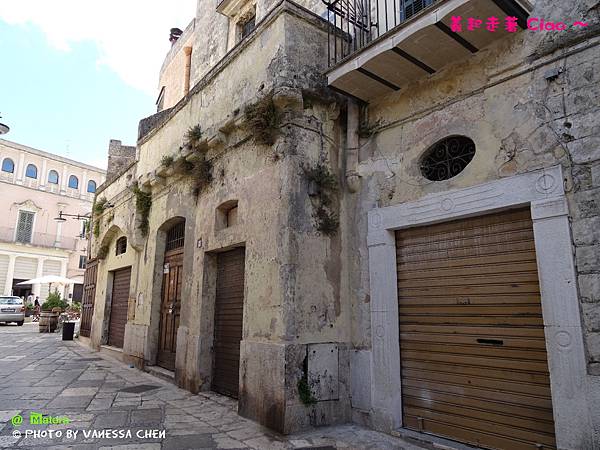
16, 211, 35, 244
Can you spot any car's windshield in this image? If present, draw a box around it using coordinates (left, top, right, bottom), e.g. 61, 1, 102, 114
0, 297, 22, 305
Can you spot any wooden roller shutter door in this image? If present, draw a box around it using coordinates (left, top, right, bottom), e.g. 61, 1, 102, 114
396, 208, 556, 450
108, 267, 131, 348
212, 247, 245, 399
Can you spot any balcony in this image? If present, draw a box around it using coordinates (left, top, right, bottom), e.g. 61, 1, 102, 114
323, 0, 532, 101
0, 226, 79, 251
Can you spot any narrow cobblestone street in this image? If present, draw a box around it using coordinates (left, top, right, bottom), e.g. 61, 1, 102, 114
0, 323, 429, 450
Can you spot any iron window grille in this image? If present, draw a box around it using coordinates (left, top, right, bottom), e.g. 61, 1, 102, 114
420, 136, 475, 181
165, 221, 185, 251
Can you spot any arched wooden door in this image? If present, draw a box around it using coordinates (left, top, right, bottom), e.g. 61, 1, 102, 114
157, 221, 185, 371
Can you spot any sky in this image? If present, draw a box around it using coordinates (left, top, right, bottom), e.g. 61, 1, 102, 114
0, 1, 196, 169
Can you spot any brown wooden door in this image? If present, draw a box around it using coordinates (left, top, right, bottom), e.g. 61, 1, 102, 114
108, 267, 131, 348
80, 258, 98, 338
212, 247, 245, 398
157, 248, 183, 371
396, 208, 556, 450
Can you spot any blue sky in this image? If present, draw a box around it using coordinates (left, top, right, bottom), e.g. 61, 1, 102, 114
0, 1, 196, 169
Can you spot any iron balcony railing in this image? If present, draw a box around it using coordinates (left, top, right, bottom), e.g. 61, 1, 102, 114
0, 226, 79, 251
322, 0, 437, 66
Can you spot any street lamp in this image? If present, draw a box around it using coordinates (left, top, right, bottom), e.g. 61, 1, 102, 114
53, 211, 91, 222
0, 114, 9, 135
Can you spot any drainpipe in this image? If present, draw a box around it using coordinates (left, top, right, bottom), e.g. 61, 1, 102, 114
184, 46, 192, 95
346, 99, 360, 193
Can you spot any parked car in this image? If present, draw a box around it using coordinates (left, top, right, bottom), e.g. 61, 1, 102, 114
0, 296, 25, 326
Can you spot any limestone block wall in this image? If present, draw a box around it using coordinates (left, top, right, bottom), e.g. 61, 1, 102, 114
340, 0, 600, 438
90, 1, 352, 435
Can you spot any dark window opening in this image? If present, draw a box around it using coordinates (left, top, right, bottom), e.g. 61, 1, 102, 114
79, 255, 88, 269
26, 164, 38, 179
420, 136, 475, 181
48, 170, 59, 184
116, 237, 127, 255
240, 14, 256, 40
1, 158, 14, 173
68, 175, 79, 189
165, 221, 185, 251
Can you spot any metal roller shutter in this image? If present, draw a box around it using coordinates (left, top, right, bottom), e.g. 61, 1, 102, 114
0, 255, 9, 293
14, 257, 37, 279
212, 247, 245, 399
108, 267, 131, 348
396, 208, 556, 450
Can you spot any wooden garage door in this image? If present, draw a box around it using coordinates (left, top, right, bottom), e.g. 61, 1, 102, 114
212, 247, 245, 398
396, 208, 556, 450
108, 267, 131, 348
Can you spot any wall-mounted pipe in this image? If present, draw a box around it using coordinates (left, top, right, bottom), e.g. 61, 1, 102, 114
346, 99, 360, 193
183, 46, 193, 95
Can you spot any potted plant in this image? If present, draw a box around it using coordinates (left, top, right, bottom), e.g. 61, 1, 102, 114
39, 292, 68, 333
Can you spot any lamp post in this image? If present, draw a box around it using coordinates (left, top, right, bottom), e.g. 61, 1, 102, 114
0, 114, 9, 135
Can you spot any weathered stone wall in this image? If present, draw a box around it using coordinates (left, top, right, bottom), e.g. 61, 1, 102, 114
106, 139, 136, 183
91, 1, 351, 435
157, 20, 195, 111
340, 0, 600, 438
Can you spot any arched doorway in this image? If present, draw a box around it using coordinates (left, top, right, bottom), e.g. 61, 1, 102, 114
157, 220, 185, 371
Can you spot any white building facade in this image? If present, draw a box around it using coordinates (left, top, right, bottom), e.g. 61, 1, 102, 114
0, 138, 105, 301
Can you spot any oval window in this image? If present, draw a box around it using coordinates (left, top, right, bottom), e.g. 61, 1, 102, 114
420, 136, 475, 181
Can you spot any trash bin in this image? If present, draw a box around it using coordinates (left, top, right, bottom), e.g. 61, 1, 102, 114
62, 322, 75, 341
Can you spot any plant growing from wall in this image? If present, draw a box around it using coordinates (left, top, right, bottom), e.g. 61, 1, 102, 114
297, 354, 317, 406
244, 94, 281, 146
93, 197, 108, 216
302, 163, 339, 236
93, 221, 100, 238
97, 244, 109, 260
189, 155, 213, 196
131, 183, 152, 236
165, 155, 213, 196
173, 156, 195, 176
297, 377, 317, 405
185, 124, 203, 150
160, 155, 174, 168
314, 206, 339, 236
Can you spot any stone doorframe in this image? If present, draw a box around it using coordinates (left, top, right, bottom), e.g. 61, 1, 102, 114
366, 165, 595, 449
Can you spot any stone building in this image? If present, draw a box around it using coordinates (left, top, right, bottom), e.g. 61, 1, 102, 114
0, 138, 105, 301
84, 0, 600, 448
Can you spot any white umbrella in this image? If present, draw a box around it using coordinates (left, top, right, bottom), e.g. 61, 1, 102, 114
16, 275, 79, 285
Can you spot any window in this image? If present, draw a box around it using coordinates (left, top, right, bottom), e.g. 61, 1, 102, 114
420, 136, 476, 181
1, 158, 14, 173
78, 255, 87, 269
216, 200, 239, 230
68, 175, 79, 189
25, 164, 38, 179
116, 236, 127, 255
240, 14, 256, 40
16, 211, 35, 244
48, 170, 59, 184
165, 221, 185, 251
87, 180, 97, 193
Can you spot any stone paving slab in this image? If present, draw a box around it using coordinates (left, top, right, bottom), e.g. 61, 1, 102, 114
0, 323, 434, 450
